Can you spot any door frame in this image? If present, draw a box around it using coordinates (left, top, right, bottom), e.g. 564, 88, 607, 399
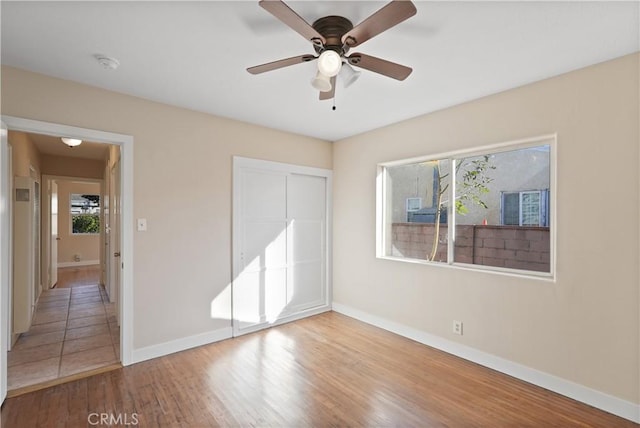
0, 117, 135, 386
41, 175, 103, 289
1, 121, 9, 402
107, 161, 121, 316
42, 177, 59, 290
232, 156, 333, 337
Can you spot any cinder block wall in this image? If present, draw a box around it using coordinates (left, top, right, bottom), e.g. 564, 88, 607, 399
392, 223, 550, 272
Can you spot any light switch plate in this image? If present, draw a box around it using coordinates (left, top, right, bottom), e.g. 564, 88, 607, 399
137, 218, 147, 231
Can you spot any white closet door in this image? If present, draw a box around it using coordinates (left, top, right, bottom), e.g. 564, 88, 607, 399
286, 174, 326, 313
232, 158, 331, 337
234, 169, 288, 332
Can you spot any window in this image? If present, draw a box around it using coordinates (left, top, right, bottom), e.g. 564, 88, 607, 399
406, 197, 422, 213
71, 194, 100, 234
501, 190, 549, 226
378, 137, 554, 276
382, 158, 451, 262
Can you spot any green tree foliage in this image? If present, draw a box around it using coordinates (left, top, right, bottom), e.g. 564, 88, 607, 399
455, 155, 495, 215
80, 194, 100, 206
425, 156, 495, 261
73, 214, 100, 234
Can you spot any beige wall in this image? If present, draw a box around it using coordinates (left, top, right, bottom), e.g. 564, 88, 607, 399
55, 180, 101, 265
8, 130, 41, 178
3, 54, 637, 408
41, 154, 104, 179
332, 53, 639, 404
1, 66, 333, 350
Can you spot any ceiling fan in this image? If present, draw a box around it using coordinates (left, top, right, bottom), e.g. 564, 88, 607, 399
247, 0, 417, 101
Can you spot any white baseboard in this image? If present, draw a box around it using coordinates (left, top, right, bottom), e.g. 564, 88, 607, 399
130, 326, 233, 365
58, 260, 100, 268
332, 302, 640, 424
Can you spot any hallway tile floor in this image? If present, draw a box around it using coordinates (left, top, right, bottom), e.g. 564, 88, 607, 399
7, 284, 120, 390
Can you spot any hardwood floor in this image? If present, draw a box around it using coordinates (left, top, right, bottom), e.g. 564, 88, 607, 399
55, 265, 102, 289
1, 312, 635, 427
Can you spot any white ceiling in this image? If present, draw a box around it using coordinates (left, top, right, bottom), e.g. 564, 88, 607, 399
1, 1, 638, 142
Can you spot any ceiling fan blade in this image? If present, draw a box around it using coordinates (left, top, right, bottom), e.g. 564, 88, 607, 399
247, 54, 316, 74
259, 0, 326, 46
347, 53, 412, 80
319, 76, 337, 100
342, 0, 417, 48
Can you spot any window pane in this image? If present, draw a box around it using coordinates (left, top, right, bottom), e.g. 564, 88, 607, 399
502, 193, 519, 225
454, 145, 550, 273
521, 191, 541, 226
71, 194, 100, 234
384, 159, 450, 262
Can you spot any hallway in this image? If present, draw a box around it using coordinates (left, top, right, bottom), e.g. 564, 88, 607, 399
55, 265, 101, 288
7, 267, 120, 392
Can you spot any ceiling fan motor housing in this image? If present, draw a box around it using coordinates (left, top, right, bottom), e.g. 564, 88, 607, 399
247, 0, 416, 92
311, 16, 354, 55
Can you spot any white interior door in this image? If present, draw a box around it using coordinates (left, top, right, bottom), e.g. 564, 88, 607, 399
109, 160, 121, 324
13, 176, 35, 333
232, 157, 331, 337
50, 181, 58, 287
1, 120, 9, 404
104, 169, 111, 298
32, 179, 40, 300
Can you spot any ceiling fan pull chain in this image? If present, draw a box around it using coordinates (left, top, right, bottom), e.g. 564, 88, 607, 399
248, 0, 417, 99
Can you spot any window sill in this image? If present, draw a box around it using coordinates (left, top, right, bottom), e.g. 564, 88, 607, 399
377, 255, 556, 282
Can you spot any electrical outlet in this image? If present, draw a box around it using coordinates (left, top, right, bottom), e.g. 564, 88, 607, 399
453, 320, 463, 335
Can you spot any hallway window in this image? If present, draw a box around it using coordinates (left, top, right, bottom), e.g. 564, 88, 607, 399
71, 194, 100, 234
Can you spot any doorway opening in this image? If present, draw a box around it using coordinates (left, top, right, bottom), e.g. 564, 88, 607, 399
0, 117, 133, 401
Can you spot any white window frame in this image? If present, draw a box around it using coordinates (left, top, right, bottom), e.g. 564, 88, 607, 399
501, 190, 549, 227
376, 134, 556, 280
406, 197, 422, 212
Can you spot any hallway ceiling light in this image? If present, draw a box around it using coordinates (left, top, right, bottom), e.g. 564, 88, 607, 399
61, 137, 82, 147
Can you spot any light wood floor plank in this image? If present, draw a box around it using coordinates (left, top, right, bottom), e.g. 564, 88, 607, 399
55, 266, 101, 289
1, 312, 635, 427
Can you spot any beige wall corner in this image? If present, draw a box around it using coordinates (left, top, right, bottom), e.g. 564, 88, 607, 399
8, 130, 41, 177
332, 53, 639, 405
1, 65, 332, 351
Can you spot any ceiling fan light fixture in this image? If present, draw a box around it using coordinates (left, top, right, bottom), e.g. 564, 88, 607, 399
61, 137, 82, 147
248, 0, 417, 101
317, 50, 342, 77
311, 71, 332, 92
340, 62, 361, 88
